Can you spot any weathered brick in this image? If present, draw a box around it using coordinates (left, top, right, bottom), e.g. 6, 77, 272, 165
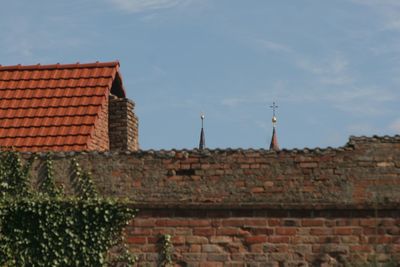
194, 228, 215, 236
334, 227, 354, 235
188, 220, 211, 227
359, 219, 377, 227
202, 244, 224, 253
210, 236, 232, 243
172, 236, 185, 245
350, 245, 372, 252
251, 186, 265, 194
175, 227, 192, 236
283, 219, 300, 227
156, 219, 189, 227
276, 227, 297, 235
129, 228, 152, 236
186, 236, 209, 244
216, 227, 240, 236
222, 219, 245, 227
245, 236, 267, 244
182, 253, 206, 261
199, 262, 223, 267
244, 219, 267, 227
189, 244, 202, 253
249, 244, 264, 253
207, 253, 229, 262
268, 236, 290, 243
377, 162, 395, 167
301, 219, 324, 227
249, 227, 273, 235
151, 228, 174, 235
133, 219, 156, 227
126, 237, 146, 244
310, 228, 333, 235
299, 162, 318, 168
340, 236, 359, 243
368, 236, 392, 244
141, 244, 157, 253
268, 219, 281, 226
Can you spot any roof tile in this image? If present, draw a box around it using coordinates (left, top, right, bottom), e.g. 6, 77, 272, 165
0, 61, 122, 151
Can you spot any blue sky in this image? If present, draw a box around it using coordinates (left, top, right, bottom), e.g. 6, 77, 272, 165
1, 0, 399, 149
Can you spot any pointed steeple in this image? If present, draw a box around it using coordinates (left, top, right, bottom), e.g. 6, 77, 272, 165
199, 113, 205, 150
269, 102, 280, 151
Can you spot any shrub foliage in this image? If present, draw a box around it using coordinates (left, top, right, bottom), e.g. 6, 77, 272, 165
0, 151, 136, 266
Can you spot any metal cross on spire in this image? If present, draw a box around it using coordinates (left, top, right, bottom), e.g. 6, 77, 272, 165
270, 102, 278, 118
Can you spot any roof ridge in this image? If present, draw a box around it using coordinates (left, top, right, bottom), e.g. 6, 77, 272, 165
0, 75, 115, 82
0, 94, 106, 100
0, 103, 103, 110
0, 61, 120, 71
2, 143, 87, 149
0, 84, 110, 90
0, 123, 95, 129
0, 114, 97, 120
0, 133, 92, 138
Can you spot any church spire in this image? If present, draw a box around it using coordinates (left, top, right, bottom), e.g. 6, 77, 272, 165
269, 102, 280, 151
199, 113, 205, 150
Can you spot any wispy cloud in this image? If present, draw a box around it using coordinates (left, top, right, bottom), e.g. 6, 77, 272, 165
351, 0, 400, 8
310, 86, 396, 116
0, 10, 87, 64
296, 53, 353, 86
253, 39, 293, 53
389, 118, 400, 132
1, 21, 84, 64
351, 0, 400, 31
222, 82, 397, 116
221, 80, 289, 108
347, 123, 377, 134
221, 98, 247, 108
106, 0, 192, 13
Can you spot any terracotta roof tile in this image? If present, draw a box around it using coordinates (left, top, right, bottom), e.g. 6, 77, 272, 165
0, 61, 123, 151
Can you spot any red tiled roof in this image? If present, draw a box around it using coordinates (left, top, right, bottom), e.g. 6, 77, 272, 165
0, 61, 124, 151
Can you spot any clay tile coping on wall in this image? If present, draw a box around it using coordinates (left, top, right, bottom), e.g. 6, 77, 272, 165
18, 134, 400, 158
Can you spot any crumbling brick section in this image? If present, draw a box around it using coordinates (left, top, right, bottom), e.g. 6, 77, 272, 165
108, 95, 139, 151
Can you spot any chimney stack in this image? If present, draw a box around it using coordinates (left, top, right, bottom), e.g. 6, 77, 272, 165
108, 95, 139, 151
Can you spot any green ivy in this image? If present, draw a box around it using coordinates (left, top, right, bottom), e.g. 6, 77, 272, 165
0, 151, 137, 267
38, 153, 63, 198
158, 234, 173, 267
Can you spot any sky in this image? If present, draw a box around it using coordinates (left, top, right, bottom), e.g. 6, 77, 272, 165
1, 0, 399, 150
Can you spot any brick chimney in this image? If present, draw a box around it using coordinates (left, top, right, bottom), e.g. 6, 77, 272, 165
108, 95, 139, 151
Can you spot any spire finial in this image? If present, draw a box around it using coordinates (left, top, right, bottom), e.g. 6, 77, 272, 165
269, 102, 280, 151
270, 102, 278, 127
199, 113, 205, 150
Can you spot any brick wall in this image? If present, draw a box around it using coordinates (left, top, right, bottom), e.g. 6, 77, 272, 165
108, 95, 139, 151
88, 97, 110, 151
127, 210, 400, 266
27, 135, 400, 265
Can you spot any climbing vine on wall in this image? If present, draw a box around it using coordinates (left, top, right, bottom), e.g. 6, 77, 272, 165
158, 234, 174, 267
0, 150, 136, 267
